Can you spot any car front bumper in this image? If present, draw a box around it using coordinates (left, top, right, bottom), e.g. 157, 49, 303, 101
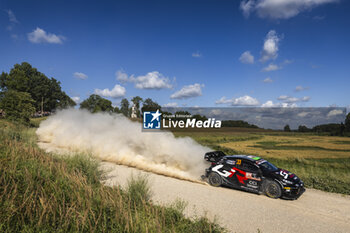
282, 186, 306, 200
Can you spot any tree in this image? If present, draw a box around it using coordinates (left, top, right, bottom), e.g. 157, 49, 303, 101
114, 106, 121, 113
141, 98, 161, 113
57, 91, 76, 109
120, 98, 130, 117
192, 114, 208, 121
80, 94, 113, 113
221, 120, 258, 128
284, 124, 291, 132
131, 96, 143, 118
298, 125, 310, 133
0, 62, 75, 112
0, 90, 35, 124
340, 122, 345, 136
345, 113, 350, 132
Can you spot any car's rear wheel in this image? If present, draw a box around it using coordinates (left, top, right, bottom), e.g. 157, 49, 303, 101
208, 172, 222, 187
264, 180, 282, 199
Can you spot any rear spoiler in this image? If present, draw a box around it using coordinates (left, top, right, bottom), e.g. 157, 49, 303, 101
204, 151, 226, 163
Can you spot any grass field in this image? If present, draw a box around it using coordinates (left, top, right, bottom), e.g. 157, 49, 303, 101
173, 128, 350, 195
0, 119, 224, 233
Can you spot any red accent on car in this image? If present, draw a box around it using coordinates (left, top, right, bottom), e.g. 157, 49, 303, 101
232, 167, 248, 184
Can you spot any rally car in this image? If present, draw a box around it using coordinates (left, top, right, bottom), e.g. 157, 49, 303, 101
202, 151, 305, 199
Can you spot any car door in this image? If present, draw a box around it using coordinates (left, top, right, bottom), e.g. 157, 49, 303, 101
234, 159, 262, 190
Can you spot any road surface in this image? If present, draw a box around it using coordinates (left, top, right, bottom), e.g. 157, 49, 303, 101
101, 162, 350, 233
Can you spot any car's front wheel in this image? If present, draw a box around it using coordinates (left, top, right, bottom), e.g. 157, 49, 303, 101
208, 172, 222, 187
264, 180, 282, 198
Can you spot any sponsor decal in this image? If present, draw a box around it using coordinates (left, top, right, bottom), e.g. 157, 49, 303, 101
212, 165, 233, 177
246, 172, 262, 181
247, 155, 261, 160
226, 160, 236, 165
231, 167, 248, 184
248, 180, 258, 186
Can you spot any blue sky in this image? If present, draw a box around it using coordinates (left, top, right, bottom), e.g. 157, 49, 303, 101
1, 0, 349, 108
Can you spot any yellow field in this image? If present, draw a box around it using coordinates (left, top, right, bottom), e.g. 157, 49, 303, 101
221, 135, 350, 159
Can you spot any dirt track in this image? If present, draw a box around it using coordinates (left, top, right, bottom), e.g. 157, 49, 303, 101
101, 162, 350, 233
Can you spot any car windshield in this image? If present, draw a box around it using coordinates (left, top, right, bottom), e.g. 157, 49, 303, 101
260, 161, 278, 172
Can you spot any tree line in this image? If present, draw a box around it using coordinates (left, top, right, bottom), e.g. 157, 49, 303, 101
283, 116, 350, 136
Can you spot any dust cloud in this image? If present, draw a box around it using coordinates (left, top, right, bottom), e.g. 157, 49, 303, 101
36, 109, 211, 181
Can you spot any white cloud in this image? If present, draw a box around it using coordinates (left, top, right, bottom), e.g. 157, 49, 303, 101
239, 51, 255, 64
71, 96, 81, 104
27, 27, 65, 44
313, 15, 325, 20
233, 95, 260, 106
261, 100, 275, 107
240, 0, 256, 17
263, 77, 273, 83
73, 72, 88, 80
261, 100, 297, 108
262, 63, 280, 72
10, 34, 18, 40
94, 84, 126, 98
301, 96, 311, 102
260, 30, 281, 62
283, 59, 293, 64
216, 95, 259, 106
116, 70, 173, 89
327, 109, 343, 118
170, 83, 203, 99
163, 102, 178, 107
192, 52, 202, 58
6, 10, 19, 32
239, 0, 338, 20
277, 95, 310, 103
295, 85, 309, 92
215, 97, 233, 105
6, 9, 19, 24
115, 70, 129, 83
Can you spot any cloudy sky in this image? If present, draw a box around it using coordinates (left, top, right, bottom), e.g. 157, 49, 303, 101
1, 0, 349, 108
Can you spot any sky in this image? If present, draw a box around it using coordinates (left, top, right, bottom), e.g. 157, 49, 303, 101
1, 0, 349, 109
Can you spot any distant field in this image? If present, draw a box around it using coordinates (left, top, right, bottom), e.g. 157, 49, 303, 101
173, 127, 350, 195
222, 135, 350, 159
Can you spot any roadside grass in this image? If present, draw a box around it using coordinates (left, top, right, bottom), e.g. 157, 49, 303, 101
0, 121, 225, 233
177, 130, 350, 195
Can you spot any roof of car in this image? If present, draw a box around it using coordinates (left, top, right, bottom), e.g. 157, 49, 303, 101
225, 155, 264, 162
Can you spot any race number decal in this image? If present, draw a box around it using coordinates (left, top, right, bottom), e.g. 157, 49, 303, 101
280, 170, 289, 179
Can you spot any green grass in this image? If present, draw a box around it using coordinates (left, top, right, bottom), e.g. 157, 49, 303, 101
267, 157, 350, 194
333, 141, 350, 145
0, 121, 225, 233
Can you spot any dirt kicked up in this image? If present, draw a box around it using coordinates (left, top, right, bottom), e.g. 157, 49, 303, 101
36, 109, 210, 182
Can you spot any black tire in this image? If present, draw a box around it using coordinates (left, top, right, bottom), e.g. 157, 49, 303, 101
208, 172, 222, 187
264, 180, 282, 199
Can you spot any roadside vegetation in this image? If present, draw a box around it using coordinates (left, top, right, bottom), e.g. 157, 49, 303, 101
0, 120, 224, 233
174, 129, 350, 195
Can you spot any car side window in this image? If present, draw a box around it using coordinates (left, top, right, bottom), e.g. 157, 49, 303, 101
238, 160, 259, 172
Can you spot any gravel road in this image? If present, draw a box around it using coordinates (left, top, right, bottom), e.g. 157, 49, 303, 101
101, 162, 350, 233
